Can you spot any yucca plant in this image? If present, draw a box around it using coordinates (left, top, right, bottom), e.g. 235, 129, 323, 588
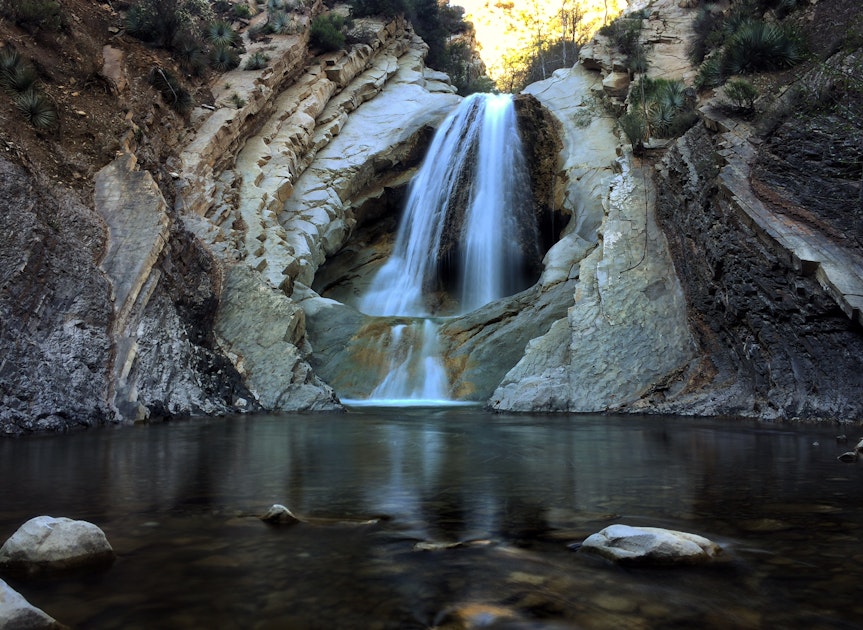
657, 79, 687, 111
721, 20, 806, 75
149, 66, 194, 114
648, 100, 677, 137
1, 61, 39, 94
0, 47, 23, 88
207, 20, 237, 47
244, 51, 270, 70
266, 10, 292, 34
14, 89, 59, 128
173, 33, 208, 76
210, 45, 240, 71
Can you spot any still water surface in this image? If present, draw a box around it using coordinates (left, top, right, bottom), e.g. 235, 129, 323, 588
1, 409, 862, 629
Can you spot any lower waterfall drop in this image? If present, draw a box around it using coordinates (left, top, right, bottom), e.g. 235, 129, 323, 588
356, 92, 537, 404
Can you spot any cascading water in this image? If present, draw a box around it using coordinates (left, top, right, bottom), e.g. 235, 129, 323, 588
355, 93, 537, 404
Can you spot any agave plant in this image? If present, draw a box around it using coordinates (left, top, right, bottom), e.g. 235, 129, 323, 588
14, 89, 59, 129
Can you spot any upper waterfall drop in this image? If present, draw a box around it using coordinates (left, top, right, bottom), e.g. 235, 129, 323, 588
360, 92, 538, 318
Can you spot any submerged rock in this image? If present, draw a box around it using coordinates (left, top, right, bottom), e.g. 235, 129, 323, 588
434, 602, 521, 629
579, 524, 722, 566
0, 516, 115, 577
260, 505, 302, 526
0, 578, 66, 629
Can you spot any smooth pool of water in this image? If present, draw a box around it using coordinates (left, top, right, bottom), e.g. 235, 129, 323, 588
1, 409, 862, 629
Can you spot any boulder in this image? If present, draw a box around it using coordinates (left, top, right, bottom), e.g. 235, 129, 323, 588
0, 517, 115, 577
0, 579, 65, 629
579, 524, 722, 566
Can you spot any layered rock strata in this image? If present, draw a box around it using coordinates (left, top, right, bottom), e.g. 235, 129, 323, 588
653, 117, 863, 420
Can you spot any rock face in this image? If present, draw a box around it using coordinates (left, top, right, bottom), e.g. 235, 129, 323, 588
0, 578, 65, 629
0, 516, 115, 577
579, 524, 722, 566
653, 120, 863, 419
489, 66, 695, 412
0, 159, 113, 435
215, 266, 339, 411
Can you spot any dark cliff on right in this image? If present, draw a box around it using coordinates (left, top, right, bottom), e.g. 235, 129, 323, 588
651, 0, 863, 420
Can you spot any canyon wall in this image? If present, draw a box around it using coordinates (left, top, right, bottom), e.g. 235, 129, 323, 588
2, 0, 861, 434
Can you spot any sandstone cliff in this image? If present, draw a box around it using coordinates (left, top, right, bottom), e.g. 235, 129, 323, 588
0, 6, 461, 433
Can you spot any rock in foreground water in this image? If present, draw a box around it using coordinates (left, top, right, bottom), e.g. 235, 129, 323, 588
260, 505, 301, 526
0, 578, 66, 629
0, 516, 115, 577
579, 524, 722, 566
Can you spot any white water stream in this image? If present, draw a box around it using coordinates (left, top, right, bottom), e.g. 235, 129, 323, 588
354, 93, 535, 404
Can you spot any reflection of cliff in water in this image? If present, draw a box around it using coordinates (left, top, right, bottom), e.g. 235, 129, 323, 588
1, 412, 859, 628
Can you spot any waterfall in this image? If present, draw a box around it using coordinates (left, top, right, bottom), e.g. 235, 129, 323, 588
355, 93, 537, 404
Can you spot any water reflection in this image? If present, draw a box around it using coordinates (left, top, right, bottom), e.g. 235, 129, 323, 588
1, 411, 862, 628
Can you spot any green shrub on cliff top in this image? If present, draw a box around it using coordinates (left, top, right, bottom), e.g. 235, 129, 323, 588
149, 66, 194, 115
723, 78, 759, 111
126, 0, 215, 48
310, 14, 346, 52
1, 0, 65, 31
